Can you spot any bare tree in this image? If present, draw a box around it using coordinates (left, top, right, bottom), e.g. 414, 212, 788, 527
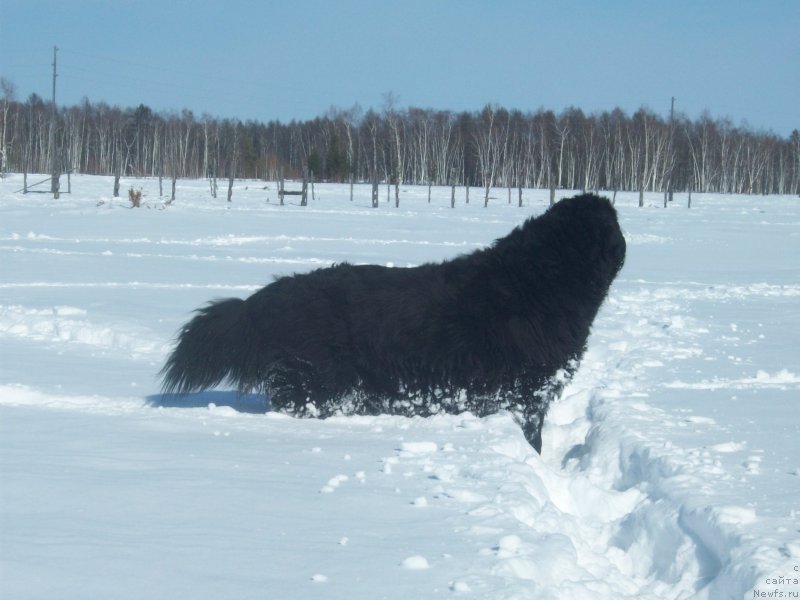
474, 104, 503, 206
383, 93, 405, 207
1, 78, 17, 178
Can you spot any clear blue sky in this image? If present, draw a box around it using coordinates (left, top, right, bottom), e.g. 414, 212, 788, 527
1, 0, 797, 135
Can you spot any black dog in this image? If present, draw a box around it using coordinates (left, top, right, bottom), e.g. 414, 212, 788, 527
161, 193, 625, 453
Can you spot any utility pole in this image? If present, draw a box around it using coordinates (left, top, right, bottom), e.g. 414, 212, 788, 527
669, 96, 675, 202
665, 96, 675, 207
50, 46, 60, 198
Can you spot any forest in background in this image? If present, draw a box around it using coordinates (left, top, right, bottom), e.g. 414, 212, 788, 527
1, 85, 798, 196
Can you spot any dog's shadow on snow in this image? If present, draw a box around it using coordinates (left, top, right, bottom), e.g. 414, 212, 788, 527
146, 391, 271, 414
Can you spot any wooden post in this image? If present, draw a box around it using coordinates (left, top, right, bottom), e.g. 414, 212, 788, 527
451, 182, 455, 208
427, 182, 431, 203
301, 169, 308, 206
227, 174, 233, 202
518, 186, 523, 207
210, 163, 218, 198
549, 184, 556, 206
638, 188, 644, 208
279, 175, 284, 206
371, 177, 379, 208
394, 181, 399, 208
465, 184, 469, 204
171, 175, 177, 202
310, 170, 315, 201
113, 174, 120, 198
350, 175, 354, 201
23, 170, 27, 194
508, 186, 511, 204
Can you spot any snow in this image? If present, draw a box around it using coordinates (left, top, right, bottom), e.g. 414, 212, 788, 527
1, 175, 798, 599
402, 555, 431, 570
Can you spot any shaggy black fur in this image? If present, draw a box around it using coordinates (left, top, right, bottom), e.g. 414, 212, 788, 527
161, 193, 626, 453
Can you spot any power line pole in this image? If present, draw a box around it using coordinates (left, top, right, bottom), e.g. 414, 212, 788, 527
670, 96, 675, 204
50, 46, 60, 198
665, 96, 675, 207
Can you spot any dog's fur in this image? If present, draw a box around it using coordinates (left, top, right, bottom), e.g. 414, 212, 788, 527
161, 193, 626, 452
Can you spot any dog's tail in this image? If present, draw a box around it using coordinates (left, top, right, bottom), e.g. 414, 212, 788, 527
161, 297, 254, 395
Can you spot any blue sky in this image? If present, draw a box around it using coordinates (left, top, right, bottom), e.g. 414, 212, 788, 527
1, 0, 797, 135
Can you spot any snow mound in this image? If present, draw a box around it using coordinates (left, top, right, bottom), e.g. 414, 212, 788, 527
0, 304, 166, 358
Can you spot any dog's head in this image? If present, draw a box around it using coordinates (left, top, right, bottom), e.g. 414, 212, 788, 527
505, 194, 626, 300
546, 193, 626, 277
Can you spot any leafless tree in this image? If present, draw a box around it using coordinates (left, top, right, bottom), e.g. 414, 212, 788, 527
1, 78, 17, 178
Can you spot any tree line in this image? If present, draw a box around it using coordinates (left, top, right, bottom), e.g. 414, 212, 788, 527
1, 84, 798, 196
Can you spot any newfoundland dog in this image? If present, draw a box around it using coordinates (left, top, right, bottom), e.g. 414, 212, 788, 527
161, 193, 625, 453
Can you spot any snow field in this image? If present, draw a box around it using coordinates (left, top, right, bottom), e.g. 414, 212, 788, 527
1, 175, 798, 599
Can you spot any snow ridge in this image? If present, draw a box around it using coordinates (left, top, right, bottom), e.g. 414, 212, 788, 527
0, 304, 167, 358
